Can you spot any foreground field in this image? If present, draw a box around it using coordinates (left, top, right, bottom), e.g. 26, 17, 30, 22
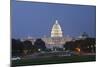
12, 55, 96, 66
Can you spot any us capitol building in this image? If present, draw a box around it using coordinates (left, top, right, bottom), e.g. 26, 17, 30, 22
21, 20, 73, 49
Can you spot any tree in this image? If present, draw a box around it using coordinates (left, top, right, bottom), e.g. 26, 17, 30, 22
34, 38, 46, 52
23, 40, 34, 54
63, 37, 96, 53
63, 41, 74, 51
12, 39, 23, 57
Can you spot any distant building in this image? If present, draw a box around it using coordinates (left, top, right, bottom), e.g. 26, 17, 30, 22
21, 20, 89, 49
51, 20, 63, 37
42, 20, 72, 48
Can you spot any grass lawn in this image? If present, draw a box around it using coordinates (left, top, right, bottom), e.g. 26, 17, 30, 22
12, 55, 96, 66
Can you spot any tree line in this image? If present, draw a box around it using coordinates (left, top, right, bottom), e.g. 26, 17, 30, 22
12, 38, 46, 57
12, 37, 96, 57
63, 38, 96, 53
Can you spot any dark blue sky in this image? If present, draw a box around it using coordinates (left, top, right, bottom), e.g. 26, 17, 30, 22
11, 0, 96, 38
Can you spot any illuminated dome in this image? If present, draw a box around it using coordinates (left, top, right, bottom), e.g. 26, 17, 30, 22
51, 20, 63, 37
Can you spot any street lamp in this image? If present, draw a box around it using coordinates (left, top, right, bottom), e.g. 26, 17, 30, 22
38, 49, 41, 52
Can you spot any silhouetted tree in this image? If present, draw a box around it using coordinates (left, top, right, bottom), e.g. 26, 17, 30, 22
12, 39, 23, 57
23, 40, 34, 54
34, 38, 46, 52
81, 38, 96, 53
63, 41, 74, 51
63, 37, 96, 53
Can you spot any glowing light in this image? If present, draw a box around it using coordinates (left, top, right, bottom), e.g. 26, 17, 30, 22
38, 49, 41, 51
51, 20, 63, 37
75, 48, 80, 52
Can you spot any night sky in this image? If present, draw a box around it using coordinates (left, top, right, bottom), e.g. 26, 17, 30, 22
11, 0, 96, 38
